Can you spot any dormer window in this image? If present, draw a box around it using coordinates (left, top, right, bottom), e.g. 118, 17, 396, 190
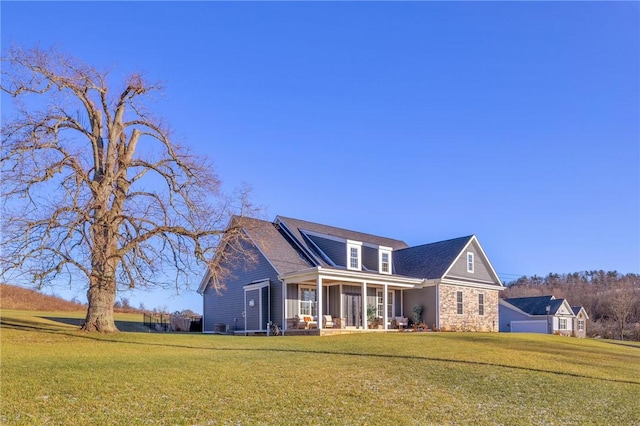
379, 246, 392, 274
347, 240, 362, 270
467, 252, 474, 273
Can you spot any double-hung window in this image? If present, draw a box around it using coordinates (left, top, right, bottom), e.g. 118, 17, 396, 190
467, 252, 474, 273
299, 286, 317, 317
347, 240, 362, 270
376, 289, 394, 318
379, 246, 392, 274
456, 291, 464, 315
578, 320, 585, 331
559, 318, 567, 330
478, 293, 485, 316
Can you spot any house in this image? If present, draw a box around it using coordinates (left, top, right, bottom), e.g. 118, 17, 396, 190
499, 295, 588, 337
197, 215, 503, 335
572, 306, 589, 338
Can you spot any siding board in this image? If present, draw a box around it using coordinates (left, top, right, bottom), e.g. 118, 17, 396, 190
307, 235, 346, 266
446, 241, 493, 282
202, 241, 281, 333
362, 246, 378, 271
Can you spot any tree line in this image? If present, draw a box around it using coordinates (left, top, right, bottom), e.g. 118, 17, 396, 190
502, 271, 640, 341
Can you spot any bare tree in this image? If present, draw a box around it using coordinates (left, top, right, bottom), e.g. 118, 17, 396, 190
1, 46, 253, 332
607, 279, 639, 341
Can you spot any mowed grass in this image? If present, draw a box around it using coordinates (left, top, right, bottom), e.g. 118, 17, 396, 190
1, 310, 639, 425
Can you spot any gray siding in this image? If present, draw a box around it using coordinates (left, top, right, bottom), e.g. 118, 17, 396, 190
202, 241, 281, 333
326, 285, 339, 318
446, 240, 494, 282
403, 287, 437, 326
343, 285, 361, 294
307, 235, 346, 266
362, 246, 378, 271
498, 303, 532, 332
286, 283, 298, 317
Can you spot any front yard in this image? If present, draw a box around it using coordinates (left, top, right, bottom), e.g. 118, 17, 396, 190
1, 309, 638, 425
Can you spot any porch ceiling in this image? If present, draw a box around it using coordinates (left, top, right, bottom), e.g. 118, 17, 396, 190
279, 266, 424, 288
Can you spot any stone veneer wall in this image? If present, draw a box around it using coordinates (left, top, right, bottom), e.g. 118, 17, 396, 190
438, 284, 499, 332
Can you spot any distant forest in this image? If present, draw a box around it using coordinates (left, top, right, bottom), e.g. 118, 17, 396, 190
502, 271, 640, 341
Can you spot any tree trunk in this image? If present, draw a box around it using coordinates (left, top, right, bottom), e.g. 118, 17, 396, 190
81, 276, 118, 333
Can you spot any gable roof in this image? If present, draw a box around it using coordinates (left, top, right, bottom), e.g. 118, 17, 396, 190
572, 306, 589, 319
393, 236, 474, 279
502, 295, 566, 316
201, 215, 503, 292
238, 216, 313, 275
197, 216, 313, 294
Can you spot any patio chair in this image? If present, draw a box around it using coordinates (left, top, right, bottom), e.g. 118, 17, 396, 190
395, 316, 408, 330
296, 315, 318, 329
323, 315, 334, 328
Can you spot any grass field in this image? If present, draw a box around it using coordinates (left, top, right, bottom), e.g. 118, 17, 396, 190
1, 309, 639, 425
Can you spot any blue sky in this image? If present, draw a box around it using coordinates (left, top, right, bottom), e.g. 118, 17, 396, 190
2, 2, 638, 313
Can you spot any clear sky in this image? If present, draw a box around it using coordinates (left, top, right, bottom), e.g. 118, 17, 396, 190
2, 2, 638, 314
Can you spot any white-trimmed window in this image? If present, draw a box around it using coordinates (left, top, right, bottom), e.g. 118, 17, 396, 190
467, 252, 474, 273
299, 286, 317, 317
478, 293, 485, 316
347, 240, 362, 270
578, 320, 585, 331
457, 291, 464, 315
376, 289, 394, 318
559, 318, 567, 330
379, 246, 392, 274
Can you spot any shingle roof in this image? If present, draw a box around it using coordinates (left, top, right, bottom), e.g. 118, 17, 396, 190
503, 295, 564, 315
276, 216, 410, 251
572, 306, 583, 315
233, 216, 313, 275
393, 236, 473, 279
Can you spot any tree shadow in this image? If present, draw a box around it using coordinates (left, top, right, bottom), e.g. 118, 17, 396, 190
0, 316, 153, 333
41, 316, 154, 333
599, 340, 640, 350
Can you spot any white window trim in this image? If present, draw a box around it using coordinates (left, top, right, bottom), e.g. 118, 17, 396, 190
347, 240, 362, 271
559, 317, 567, 330
478, 293, 485, 316
456, 291, 464, 315
298, 285, 317, 317
379, 246, 392, 275
467, 252, 474, 273
376, 289, 394, 318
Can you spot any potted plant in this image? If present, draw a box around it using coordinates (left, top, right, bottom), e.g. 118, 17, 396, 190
412, 305, 423, 326
367, 305, 376, 328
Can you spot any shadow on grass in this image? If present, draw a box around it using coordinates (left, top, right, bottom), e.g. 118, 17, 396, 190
599, 340, 640, 350
41, 317, 153, 333
0, 316, 155, 334
3, 318, 639, 386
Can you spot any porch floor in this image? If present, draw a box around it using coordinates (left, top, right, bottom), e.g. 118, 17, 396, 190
284, 327, 406, 336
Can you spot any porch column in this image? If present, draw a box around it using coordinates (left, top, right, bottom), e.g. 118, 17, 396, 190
362, 281, 367, 330
282, 279, 287, 333
383, 284, 388, 330
317, 276, 323, 330
339, 284, 343, 322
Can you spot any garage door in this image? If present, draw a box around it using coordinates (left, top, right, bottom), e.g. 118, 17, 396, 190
510, 320, 547, 333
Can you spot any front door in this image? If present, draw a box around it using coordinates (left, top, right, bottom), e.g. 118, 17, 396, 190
245, 288, 261, 331
345, 293, 362, 328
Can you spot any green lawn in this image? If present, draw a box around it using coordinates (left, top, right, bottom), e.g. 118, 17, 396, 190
1, 310, 639, 425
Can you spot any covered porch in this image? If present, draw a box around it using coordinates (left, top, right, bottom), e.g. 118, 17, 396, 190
280, 266, 424, 334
